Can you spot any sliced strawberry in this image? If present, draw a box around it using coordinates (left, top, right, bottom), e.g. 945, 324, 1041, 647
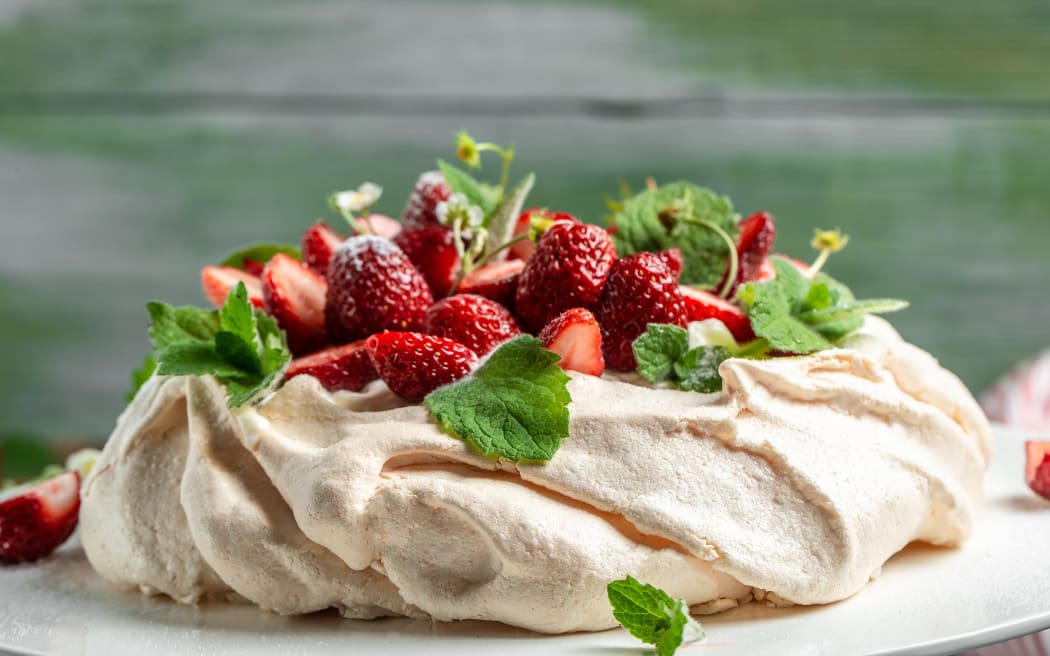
365, 332, 478, 403
680, 286, 755, 343
241, 259, 266, 276
514, 222, 617, 333
1025, 441, 1050, 500
0, 470, 80, 563
354, 214, 403, 239
458, 259, 525, 308
201, 265, 265, 309
717, 212, 777, 295
302, 222, 345, 276
262, 253, 329, 356
424, 294, 520, 356
658, 248, 684, 282
394, 226, 460, 299
402, 171, 451, 229
595, 253, 688, 371
756, 257, 776, 282
286, 340, 377, 392
325, 236, 434, 343
538, 308, 605, 377
508, 208, 578, 261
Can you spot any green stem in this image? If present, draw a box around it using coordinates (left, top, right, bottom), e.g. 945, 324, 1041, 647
361, 209, 377, 236
474, 233, 528, 269
808, 249, 830, 276
679, 217, 739, 299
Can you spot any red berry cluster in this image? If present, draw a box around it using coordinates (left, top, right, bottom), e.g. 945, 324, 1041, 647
199, 171, 778, 403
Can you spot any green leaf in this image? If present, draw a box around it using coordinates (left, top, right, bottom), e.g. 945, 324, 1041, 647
633, 324, 691, 383
155, 342, 246, 378
799, 298, 910, 324
219, 283, 259, 345
674, 346, 732, 393
481, 172, 536, 262
744, 281, 833, 354
220, 243, 301, 270
214, 331, 263, 375
424, 335, 571, 462
125, 352, 157, 402
437, 159, 496, 215
612, 182, 738, 287
607, 576, 704, 656
768, 257, 809, 309
147, 302, 220, 349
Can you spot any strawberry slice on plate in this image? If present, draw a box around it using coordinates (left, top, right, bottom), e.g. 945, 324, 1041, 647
262, 253, 329, 356
201, 266, 265, 309
366, 332, 478, 403
286, 340, 377, 392
1025, 441, 1050, 500
538, 308, 605, 377
0, 470, 80, 563
679, 286, 756, 343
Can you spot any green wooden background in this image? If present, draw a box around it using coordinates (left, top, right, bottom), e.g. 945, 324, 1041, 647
1, 0, 1049, 470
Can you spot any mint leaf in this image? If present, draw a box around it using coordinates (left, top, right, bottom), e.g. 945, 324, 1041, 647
674, 346, 731, 393
125, 353, 157, 401
481, 172, 535, 262
607, 576, 704, 656
424, 335, 571, 462
744, 279, 833, 353
633, 324, 691, 382
146, 283, 291, 407
437, 159, 496, 216
612, 182, 738, 287
220, 243, 301, 270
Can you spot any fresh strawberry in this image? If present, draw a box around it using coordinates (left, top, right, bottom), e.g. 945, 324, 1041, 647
286, 340, 377, 392
394, 226, 460, 298
241, 259, 266, 276
680, 286, 755, 343
514, 222, 617, 333
402, 170, 451, 229
424, 294, 520, 356
262, 253, 329, 356
658, 248, 684, 281
1025, 441, 1050, 500
508, 208, 578, 261
538, 308, 605, 376
201, 265, 265, 309
365, 332, 478, 402
325, 236, 434, 343
0, 471, 80, 563
718, 212, 777, 295
354, 214, 403, 239
595, 253, 688, 371
457, 259, 525, 308
301, 222, 345, 276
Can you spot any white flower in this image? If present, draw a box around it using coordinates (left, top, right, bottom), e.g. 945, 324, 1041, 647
333, 182, 382, 213
436, 192, 484, 229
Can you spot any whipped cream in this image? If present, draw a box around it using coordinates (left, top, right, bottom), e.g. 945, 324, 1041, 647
80, 317, 990, 633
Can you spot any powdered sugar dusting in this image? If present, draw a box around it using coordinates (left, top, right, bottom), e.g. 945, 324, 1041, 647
337, 235, 400, 269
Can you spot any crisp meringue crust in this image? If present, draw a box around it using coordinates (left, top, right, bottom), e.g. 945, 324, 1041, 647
80, 317, 990, 633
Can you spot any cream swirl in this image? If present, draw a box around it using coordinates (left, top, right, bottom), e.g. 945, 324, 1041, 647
80, 317, 989, 633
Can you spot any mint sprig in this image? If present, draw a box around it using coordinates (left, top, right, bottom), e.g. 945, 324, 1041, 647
424, 335, 571, 462
633, 324, 732, 393
607, 576, 705, 656
738, 258, 908, 353
145, 282, 291, 407
610, 181, 739, 288
220, 243, 301, 270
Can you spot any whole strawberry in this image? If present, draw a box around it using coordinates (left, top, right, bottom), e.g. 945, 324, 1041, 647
394, 225, 460, 298
402, 170, 451, 229
301, 222, 345, 276
325, 235, 434, 343
514, 222, 616, 333
508, 208, 578, 261
366, 332, 478, 402
595, 252, 688, 371
424, 294, 520, 355
285, 340, 377, 392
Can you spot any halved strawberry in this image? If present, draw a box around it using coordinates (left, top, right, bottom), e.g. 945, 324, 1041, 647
717, 211, 777, 296
325, 236, 434, 343
365, 332, 478, 403
595, 253, 688, 371
201, 265, 265, 309
286, 340, 377, 392
680, 287, 755, 343
658, 248, 684, 282
354, 214, 403, 239
0, 470, 80, 563
402, 171, 451, 229
424, 294, 520, 356
538, 308, 605, 377
262, 253, 329, 356
394, 226, 460, 298
302, 222, 345, 276
1025, 441, 1050, 500
508, 208, 578, 261
457, 259, 525, 308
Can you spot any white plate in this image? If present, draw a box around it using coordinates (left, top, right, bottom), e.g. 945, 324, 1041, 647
2, 425, 1049, 656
